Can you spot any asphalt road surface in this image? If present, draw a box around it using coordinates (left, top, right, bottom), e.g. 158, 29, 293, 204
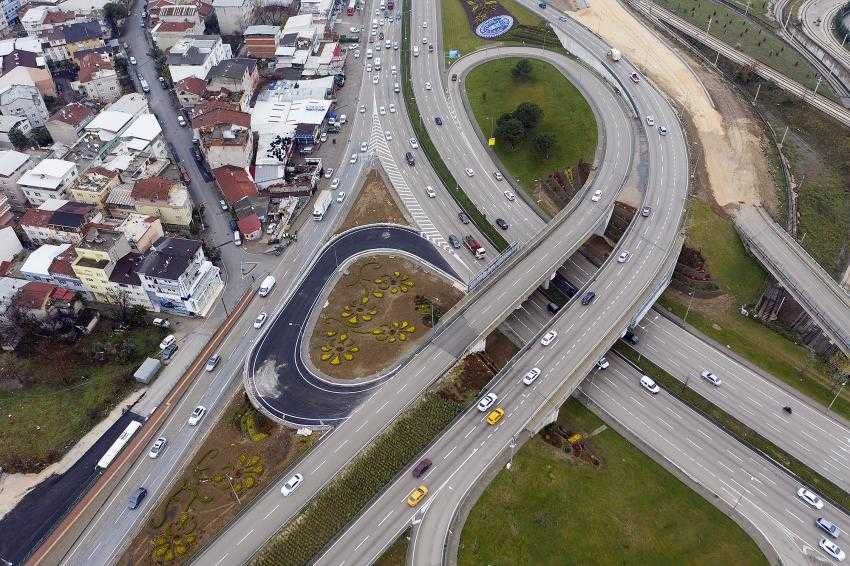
798, 0, 850, 77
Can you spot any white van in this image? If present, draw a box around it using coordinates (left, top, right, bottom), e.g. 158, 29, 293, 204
412, 45, 420, 57
374, 57, 381, 70
233, 230, 242, 246
259, 276, 276, 297
339, 114, 347, 124
366, 48, 373, 59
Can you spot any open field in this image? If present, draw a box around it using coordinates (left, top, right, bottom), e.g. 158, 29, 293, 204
440, 0, 551, 56
0, 323, 164, 473
465, 57, 597, 213
458, 399, 767, 565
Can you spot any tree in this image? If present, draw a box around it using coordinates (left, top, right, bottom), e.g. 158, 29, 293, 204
9, 128, 29, 150
494, 117, 526, 149
513, 102, 543, 131
103, 2, 129, 24
511, 58, 533, 81
533, 133, 555, 159
29, 127, 53, 147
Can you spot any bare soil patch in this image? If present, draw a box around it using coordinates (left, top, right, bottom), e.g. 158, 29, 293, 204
310, 254, 463, 379
120, 393, 317, 565
336, 170, 409, 234
439, 332, 518, 404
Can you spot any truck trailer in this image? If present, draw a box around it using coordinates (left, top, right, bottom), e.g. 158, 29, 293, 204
313, 190, 333, 221
464, 235, 486, 259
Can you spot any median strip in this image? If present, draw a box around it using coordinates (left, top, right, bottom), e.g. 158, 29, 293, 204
614, 343, 850, 516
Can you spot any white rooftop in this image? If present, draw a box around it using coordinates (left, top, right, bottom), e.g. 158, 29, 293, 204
38, 198, 68, 211
0, 37, 43, 57
245, 25, 280, 35
21, 243, 70, 278
85, 110, 133, 135
108, 93, 148, 116
18, 159, 75, 189
0, 150, 29, 177
283, 13, 313, 33
20, 6, 48, 25
121, 113, 161, 142
251, 98, 331, 133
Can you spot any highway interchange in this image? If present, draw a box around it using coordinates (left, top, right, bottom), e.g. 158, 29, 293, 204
41, 0, 850, 564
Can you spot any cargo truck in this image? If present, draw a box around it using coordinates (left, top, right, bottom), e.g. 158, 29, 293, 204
313, 190, 333, 220
464, 235, 486, 259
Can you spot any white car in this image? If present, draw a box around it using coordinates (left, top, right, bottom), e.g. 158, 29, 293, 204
700, 370, 721, 386
645, 116, 655, 126
464, 168, 475, 177
354, 50, 360, 59
254, 312, 267, 328
177, 115, 187, 127
493, 171, 504, 181
658, 125, 668, 136
504, 190, 516, 201
379, 105, 386, 115
188, 405, 207, 426
477, 393, 498, 412
797, 487, 825, 509
129, 56, 137, 65
424, 81, 432, 90
393, 41, 399, 50
330, 178, 340, 189
359, 104, 367, 113
617, 251, 632, 263
219, 200, 228, 211
266, 222, 277, 235
360, 141, 368, 152
819, 538, 846, 561
280, 473, 304, 496
366, 63, 372, 72
422, 37, 428, 44
540, 330, 558, 346
324, 167, 334, 179
597, 357, 609, 370
409, 138, 419, 149
640, 375, 660, 394
425, 186, 436, 198
336, 190, 346, 202
372, 75, 379, 84
389, 103, 396, 113
350, 154, 358, 164
385, 130, 392, 141
148, 436, 167, 459
522, 367, 541, 386
159, 334, 176, 350
205, 354, 221, 371
591, 190, 603, 202
422, 21, 428, 28
319, 132, 327, 143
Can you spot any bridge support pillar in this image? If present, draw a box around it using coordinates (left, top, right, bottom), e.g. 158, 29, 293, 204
540, 272, 557, 290
530, 409, 559, 433
469, 339, 486, 354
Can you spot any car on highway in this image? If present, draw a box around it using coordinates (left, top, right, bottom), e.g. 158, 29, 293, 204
581, 291, 596, 305
219, 199, 228, 211
366, 63, 372, 72
407, 485, 428, 507
350, 154, 358, 164
658, 125, 668, 136
422, 21, 428, 28
360, 141, 368, 152
640, 375, 660, 394
379, 105, 386, 115
336, 190, 346, 202
464, 168, 475, 177
405, 152, 415, 166
384, 130, 392, 141
394, 41, 399, 49
486, 407, 505, 425
409, 138, 419, 149
640, 206, 652, 217
477, 393, 498, 412
148, 436, 167, 459
331, 178, 340, 189
493, 171, 504, 181
394, 82, 400, 93
816, 517, 842, 538
457, 211, 470, 224
541, 330, 558, 346
559, 15, 568, 21
645, 116, 655, 126
188, 405, 207, 426
617, 251, 632, 263
422, 37, 428, 44
434, 116, 443, 125
591, 189, 603, 202
504, 190, 516, 201
280, 473, 304, 496
159, 334, 176, 350
496, 218, 509, 230
389, 103, 396, 113
797, 487, 825, 509
177, 115, 187, 127
597, 357, 610, 370
205, 354, 221, 371
425, 186, 436, 198
424, 81, 432, 90
522, 367, 542, 385
412, 459, 432, 478
128, 487, 147, 510
630, 71, 640, 83
700, 370, 721, 386
129, 56, 137, 65
372, 75, 379, 84
359, 104, 366, 113
254, 312, 267, 328
819, 538, 845, 561
354, 50, 360, 59
448, 234, 461, 248
324, 167, 334, 179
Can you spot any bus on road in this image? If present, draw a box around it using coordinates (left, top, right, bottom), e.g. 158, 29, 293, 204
96, 420, 143, 470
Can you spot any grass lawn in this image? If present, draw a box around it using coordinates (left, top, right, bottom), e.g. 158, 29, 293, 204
374, 532, 408, 566
0, 325, 163, 473
458, 399, 767, 566
441, 0, 547, 56
465, 57, 598, 198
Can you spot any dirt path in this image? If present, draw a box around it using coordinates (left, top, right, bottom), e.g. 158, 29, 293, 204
571, 0, 774, 210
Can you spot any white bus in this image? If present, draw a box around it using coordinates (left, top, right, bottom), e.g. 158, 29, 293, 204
96, 420, 143, 470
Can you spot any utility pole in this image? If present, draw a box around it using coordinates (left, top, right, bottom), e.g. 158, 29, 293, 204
814, 75, 823, 95
714, 50, 720, 66
779, 125, 789, 147
827, 378, 848, 412
753, 82, 761, 104
706, 15, 713, 34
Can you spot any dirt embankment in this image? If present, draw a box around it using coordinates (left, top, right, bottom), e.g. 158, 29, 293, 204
571, 0, 776, 212
336, 170, 410, 234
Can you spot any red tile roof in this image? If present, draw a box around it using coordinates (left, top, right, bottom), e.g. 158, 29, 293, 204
156, 20, 195, 32
192, 107, 250, 130
237, 213, 261, 237
14, 282, 55, 310
50, 287, 76, 302
50, 102, 94, 127
0, 261, 11, 277
19, 208, 52, 229
49, 246, 77, 278
212, 165, 257, 205
77, 52, 114, 83
44, 10, 75, 24
175, 76, 207, 97
131, 176, 176, 201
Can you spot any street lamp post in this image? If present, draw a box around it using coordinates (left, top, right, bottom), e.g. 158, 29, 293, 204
684, 288, 695, 323
827, 378, 848, 412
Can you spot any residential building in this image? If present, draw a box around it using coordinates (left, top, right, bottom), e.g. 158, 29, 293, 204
212, 164, 256, 205
21, 7, 81, 37
68, 166, 119, 206
0, 115, 30, 147
18, 243, 91, 300
303, 42, 343, 77
212, 0, 255, 35
0, 225, 21, 262
0, 149, 31, 208
73, 52, 120, 103
18, 158, 78, 205
244, 25, 281, 59
118, 213, 164, 252
131, 176, 194, 227
0, 194, 12, 228
193, 105, 252, 169
11, 281, 80, 320
174, 76, 207, 108
71, 222, 131, 302
152, 20, 204, 50
19, 200, 100, 244
105, 184, 135, 219
137, 236, 223, 316
299, 0, 333, 18
0, 0, 19, 32
43, 21, 107, 62
107, 251, 155, 310
0, 83, 49, 129
82, 108, 135, 142
149, 0, 212, 25
206, 58, 258, 95
166, 35, 232, 82
0, 42, 56, 98
46, 102, 95, 146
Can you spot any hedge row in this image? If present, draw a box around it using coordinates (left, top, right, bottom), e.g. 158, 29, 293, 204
399, 2, 509, 251
253, 394, 464, 565
615, 344, 850, 515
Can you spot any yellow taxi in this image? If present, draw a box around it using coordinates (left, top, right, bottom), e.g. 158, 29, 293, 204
486, 407, 505, 425
406, 485, 428, 507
